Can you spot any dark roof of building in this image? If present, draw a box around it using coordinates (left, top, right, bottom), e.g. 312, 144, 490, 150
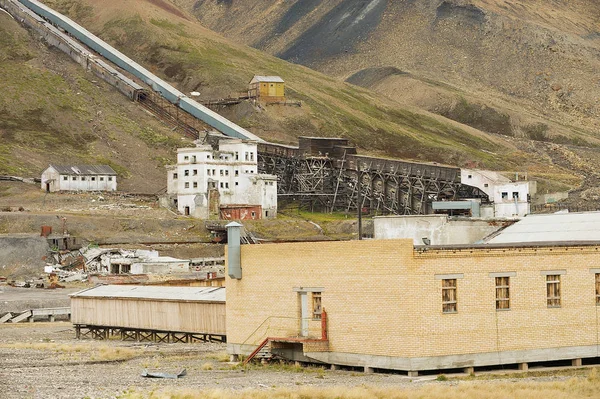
48, 165, 117, 175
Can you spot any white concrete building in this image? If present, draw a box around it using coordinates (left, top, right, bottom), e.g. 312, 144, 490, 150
166, 140, 277, 219
41, 165, 117, 192
461, 169, 535, 218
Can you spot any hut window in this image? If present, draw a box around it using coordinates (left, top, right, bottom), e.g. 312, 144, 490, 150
442, 279, 457, 313
72, 177, 77, 181
63, 176, 68, 181
108, 177, 113, 181
596, 274, 600, 305
81, 177, 86, 181
100, 177, 104, 181
495, 277, 510, 310
547, 275, 561, 308
312, 292, 322, 320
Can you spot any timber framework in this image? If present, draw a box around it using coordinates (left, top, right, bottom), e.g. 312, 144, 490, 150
257, 137, 487, 214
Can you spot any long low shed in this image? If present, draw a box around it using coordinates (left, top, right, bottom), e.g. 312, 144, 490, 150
70, 286, 226, 338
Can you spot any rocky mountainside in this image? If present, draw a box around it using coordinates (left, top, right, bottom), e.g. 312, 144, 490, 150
2, 0, 599, 200
183, 0, 600, 144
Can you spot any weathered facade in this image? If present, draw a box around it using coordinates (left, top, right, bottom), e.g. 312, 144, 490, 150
248, 75, 285, 102
166, 140, 277, 219
461, 169, 535, 218
227, 239, 600, 374
41, 165, 117, 192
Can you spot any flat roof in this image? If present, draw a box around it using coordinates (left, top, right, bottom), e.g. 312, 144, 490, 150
70, 285, 225, 302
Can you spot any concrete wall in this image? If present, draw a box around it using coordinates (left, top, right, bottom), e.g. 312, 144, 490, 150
41, 168, 116, 192
166, 140, 277, 218
131, 259, 190, 274
227, 239, 600, 372
373, 215, 503, 245
0, 235, 49, 277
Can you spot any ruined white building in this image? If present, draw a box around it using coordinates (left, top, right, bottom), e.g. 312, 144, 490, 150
461, 169, 536, 218
165, 140, 277, 219
41, 165, 117, 192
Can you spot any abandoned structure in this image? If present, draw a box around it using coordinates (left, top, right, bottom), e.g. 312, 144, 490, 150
461, 169, 535, 218
166, 140, 277, 219
248, 75, 285, 102
373, 214, 512, 245
226, 225, 600, 374
41, 165, 117, 192
71, 285, 225, 342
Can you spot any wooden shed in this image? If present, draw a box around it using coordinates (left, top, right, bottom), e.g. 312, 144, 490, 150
70, 285, 226, 342
248, 75, 285, 102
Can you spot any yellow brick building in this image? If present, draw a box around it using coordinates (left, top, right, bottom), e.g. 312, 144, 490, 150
226, 239, 600, 374
248, 75, 285, 102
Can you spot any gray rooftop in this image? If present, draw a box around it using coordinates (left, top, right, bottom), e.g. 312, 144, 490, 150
251, 75, 284, 83
485, 211, 600, 244
70, 285, 225, 302
49, 165, 117, 175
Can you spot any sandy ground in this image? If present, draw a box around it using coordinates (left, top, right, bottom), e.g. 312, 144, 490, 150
0, 322, 435, 399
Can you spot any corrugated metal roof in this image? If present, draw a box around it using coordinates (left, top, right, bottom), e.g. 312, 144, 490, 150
485, 212, 600, 244
49, 165, 117, 175
70, 285, 225, 302
251, 75, 285, 83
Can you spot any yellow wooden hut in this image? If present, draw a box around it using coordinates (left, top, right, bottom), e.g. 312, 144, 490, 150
248, 75, 285, 102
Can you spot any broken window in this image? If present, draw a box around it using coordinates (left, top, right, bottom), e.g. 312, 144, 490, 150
442, 279, 457, 313
220, 170, 224, 176
63, 176, 68, 181
235, 182, 238, 186
225, 183, 229, 188
235, 170, 239, 177
185, 182, 189, 188
220, 182, 223, 188
184, 170, 189, 177
72, 177, 77, 181
547, 275, 561, 308
467, 174, 472, 179
596, 274, 600, 305
91, 177, 96, 181
193, 182, 198, 188
108, 177, 113, 181
250, 152, 254, 161
245, 152, 249, 161
225, 170, 229, 176
100, 177, 104, 181
184, 156, 189, 161
212, 169, 216, 175
484, 183, 488, 187
173, 173, 178, 179
235, 152, 239, 161
192, 155, 196, 163
312, 292, 322, 320
501, 192, 508, 199
512, 192, 519, 199
251, 211, 256, 218
193, 169, 198, 176
495, 277, 510, 310
81, 177, 86, 181
207, 155, 211, 159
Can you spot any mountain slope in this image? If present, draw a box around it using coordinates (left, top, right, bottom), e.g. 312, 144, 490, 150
3, 0, 598, 199
182, 0, 600, 142
0, 9, 191, 192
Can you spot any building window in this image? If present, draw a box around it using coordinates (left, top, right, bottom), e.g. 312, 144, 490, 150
193, 182, 198, 188
220, 170, 224, 176
495, 277, 510, 310
212, 169, 216, 175
63, 176, 68, 181
225, 182, 229, 188
81, 177, 86, 181
108, 177, 113, 181
184, 182, 189, 188
501, 192, 508, 199
235, 182, 238, 186
596, 274, 600, 305
193, 169, 198, 176
192, 155, 196, 163
251, 211, 256, 218
245, 152, 249, 161
250, 152, 254, 161
312, 292, 322, 320
235, 152, 239, 161
467, 174, 472, 179
442, 279, 457, 313
225, 170, 229, 176
512, 192, 519, 199
91, 177, 96, 181
207, 155, 211, 159
72, 177, 77, 180
220, 182, 223, 188
184, 170, 189, 176
235, 170, 239, 177
184, 156, 189, 161
547, 275, 561, 308
484, 183, 488, 187
100, 177, 104, 181
173, 173, 178, 179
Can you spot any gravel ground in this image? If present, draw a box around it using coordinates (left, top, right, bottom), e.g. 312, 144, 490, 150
0, 322, 433, 399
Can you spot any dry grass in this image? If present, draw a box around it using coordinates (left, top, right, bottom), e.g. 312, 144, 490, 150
0, 342, 139, 361
117, 368, 600, 399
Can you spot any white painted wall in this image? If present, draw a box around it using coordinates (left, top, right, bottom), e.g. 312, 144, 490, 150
166, 140, 277, 218
373, 215, 504, 245
41, 167, 117, 192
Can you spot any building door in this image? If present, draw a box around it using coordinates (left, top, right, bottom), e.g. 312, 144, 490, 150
45, 182, 50, 193
299, 292, 309, 337
184, 206, 190, 216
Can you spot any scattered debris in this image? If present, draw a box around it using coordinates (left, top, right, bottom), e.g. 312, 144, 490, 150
141, 369, 186, 379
